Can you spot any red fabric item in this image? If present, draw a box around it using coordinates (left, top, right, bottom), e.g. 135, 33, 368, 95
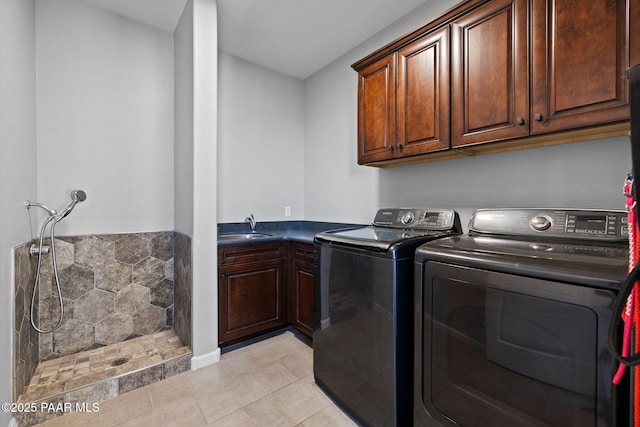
635, 221, 640, 426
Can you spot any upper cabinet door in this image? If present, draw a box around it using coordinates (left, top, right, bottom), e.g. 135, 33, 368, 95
357, 54, 396, 164
451, 0, 529, 148
397, 26, 451, 156
531, 0, 631, 134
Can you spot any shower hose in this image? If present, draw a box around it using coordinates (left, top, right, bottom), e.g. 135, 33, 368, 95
30, 214, 65, 333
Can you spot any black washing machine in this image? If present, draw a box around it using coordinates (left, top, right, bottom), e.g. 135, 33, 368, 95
314, 208, 462, 427
414, 208, 630, 427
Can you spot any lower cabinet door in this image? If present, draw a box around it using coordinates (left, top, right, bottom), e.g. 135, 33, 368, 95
218, 259, 285, 346
289, 257, 314, 338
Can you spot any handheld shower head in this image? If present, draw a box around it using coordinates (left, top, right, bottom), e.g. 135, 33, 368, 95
56, 190, 87, 221
71, 190, 87, 202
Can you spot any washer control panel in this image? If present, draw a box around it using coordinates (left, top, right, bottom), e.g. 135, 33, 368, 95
373, 208, 459, 230
470, 208, 628, 241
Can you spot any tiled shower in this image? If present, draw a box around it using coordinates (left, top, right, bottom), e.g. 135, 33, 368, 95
13, 231, 192, 426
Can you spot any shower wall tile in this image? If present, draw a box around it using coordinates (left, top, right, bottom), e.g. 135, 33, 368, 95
174, 232, 192, 348
47, 240, 75, 271
38, 231, 180, 360
118, 364, 163, 394
74, 289, 115, 322
52, 319, 95, 355
164, 257, 174, 281
95, 313, 134, 344
14, 231, 193, 407
133, 257, 166, 287
115, 234, 151, 265
132, 306, 167, 336
13, 242, 39, 401
150, 279, 173, 308
167, 305, 174, 327
95, 259, 132, 293
115, 284, 150, 314
12, 394, 64, 427
59, 265, 94, 298
65, 378, 119, 405
74, 236, 112, 269
151, 231, 174, 261
162, 353, 191, 379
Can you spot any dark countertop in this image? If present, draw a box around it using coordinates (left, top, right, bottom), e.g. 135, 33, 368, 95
217, 220, 362, 246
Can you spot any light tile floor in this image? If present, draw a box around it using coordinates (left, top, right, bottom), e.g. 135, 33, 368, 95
36, 330, 358, 426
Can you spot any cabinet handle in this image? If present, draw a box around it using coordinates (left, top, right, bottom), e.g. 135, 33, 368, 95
396, 143, 403, 151
534, 113, 543, 121
516, 117, 525, 125
387, 145, 394, 151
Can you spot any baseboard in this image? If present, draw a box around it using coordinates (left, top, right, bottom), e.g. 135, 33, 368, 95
190, 348, 221, 370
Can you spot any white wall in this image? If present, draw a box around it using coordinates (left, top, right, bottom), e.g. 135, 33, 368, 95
1, 0, 37, 424
303, 53, 380, 224
303, 0, 459, 224
35, 0, 175, 236
174, 0, 195, 236
175, 0, 220, 368
303, 0, 631, 225
191, 0, 220, 367
381, 137, 631, 230
217, 51, 304, 223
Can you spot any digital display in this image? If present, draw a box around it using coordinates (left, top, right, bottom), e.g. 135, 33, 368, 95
423, 212, 439, 224
575, 215, 606, 232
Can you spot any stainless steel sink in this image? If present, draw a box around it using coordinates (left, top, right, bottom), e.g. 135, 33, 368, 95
218, 233, 273, 241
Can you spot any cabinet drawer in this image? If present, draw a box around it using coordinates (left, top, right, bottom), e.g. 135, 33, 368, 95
291, 242, 314, 264
218, 243, 284, 266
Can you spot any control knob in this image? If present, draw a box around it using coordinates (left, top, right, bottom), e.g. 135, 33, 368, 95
401, 212, 415, 225
530, 215, 552, 231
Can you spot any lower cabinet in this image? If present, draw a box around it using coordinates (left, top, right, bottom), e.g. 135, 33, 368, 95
218, 243, 286, 346
217, 241, 315, 346
288, 242, 315, 338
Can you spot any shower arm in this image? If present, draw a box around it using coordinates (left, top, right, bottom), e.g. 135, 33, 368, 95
25, 201, 57, 217
26, 190, 86, 221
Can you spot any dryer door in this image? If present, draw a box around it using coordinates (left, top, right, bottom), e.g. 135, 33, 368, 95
414, 261, 623, 427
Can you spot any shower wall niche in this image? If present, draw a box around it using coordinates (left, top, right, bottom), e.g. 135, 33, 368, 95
13, 230, 193, 402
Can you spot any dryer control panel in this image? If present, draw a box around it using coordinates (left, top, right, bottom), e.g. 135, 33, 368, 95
470, 208, 628, 241
372, 208, 459, 230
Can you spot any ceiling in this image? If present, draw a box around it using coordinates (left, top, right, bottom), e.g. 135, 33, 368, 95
81, 0, 430, 79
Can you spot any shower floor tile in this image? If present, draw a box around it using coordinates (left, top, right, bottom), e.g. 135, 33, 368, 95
19, 330, 190, 404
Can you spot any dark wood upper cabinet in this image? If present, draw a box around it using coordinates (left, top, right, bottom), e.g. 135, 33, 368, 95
352, 0, 636, 166
357, 26, 451, 164
397, 26, 451, 155
357, 54, 396, 164
451, 0, 528, 148
531, 0, 631, 134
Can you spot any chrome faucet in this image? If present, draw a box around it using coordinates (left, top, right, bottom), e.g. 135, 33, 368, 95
245, 214, 256, 232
